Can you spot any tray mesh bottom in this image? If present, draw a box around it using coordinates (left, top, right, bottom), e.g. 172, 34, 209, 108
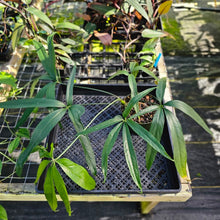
52, 94, 178, 194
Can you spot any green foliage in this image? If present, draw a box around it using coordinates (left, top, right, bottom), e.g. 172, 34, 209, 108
0, 72, 17, 88
0, 205, 8, 220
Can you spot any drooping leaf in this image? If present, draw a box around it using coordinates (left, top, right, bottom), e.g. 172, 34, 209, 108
122, 123, 142, 191
79, 115, 123, 136
44, 166, 57, 212
123, 87, 156, 118
126, 0, 151, 24
57, 158, 96, 190
90, 3, 115, 15
35, 159, 51, 184
0, 98, 65, 109
127, 119, 172, 161
165, 100, 212, 135
164, 108, 187, 178
55, 22, 84, 32
158, 0, 173, 15
146, 107, 165, 170
66, 67, 76, 106
8, 137, 20, 154
94, 31, 112, 46
0, 205, 8, 220
68, 105, 97, 175
52, 165, 72, 216
133, 66, 158, 80
108, 70, 129, 81
26, 7, 53, 28
16, 108, 66, 176
102, 123, 123, 182
156, 77, 166, 103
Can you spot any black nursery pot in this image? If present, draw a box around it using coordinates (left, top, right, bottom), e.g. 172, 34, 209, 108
37, 84, 180, 195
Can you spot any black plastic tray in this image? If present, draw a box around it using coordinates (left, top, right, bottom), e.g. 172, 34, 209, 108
37, 84, 181, 194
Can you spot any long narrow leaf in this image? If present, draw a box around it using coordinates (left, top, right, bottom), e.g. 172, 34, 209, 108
46, 82, 56, 100
44, 166, 57, 212
122, 123, 142, 191
123, 87, 156, 118
108, 70, 129, 81
68, 105, 96, 175
0, 98, 65, 109
26, 7, 53, 28
156, 77, 166, 103
164, 108, 187, 178
56, 22, 85, 32
127, 119, 172, 161
35, 160, 51, 184
52, 165, 72, 216
165, 100, 212, 135
16, 108, 66, 176
11, 23, 24, 50
133, 66, 158, 81
66, 66, 76, 106
128, 74, 138, 114
146, 107, 165, 170
79, 115, 123, 136
57, 158, 96, 190
102, 123, 123, 182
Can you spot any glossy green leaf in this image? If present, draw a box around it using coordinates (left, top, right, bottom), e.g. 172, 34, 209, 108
66, 67, 76, 106
26, 7, 53, 28
102, 123, 123, 182
16, 108, 66, 176
129, 105, 159, 120
52, 165, 71, 216
164, 108, 187, 178
57, 158, 96, 190
44, 166, 57, 212
156, 77, 166, 103
165, 100, 212, 135
35, 159, 50, 184
122, 123, 142, 191
8, 137, 20, 154
133, 66, 158, 80
79, 115, 123, 136
0, 205, 8, 220
146, 107, 165, 170
0, 98, 65, 109
68, 105, 96, 175
123, 87, 156, 118
108, 70, 129, 81
127, 119, 172, 161
126, 0, 150, 24
11, 23, 24, 50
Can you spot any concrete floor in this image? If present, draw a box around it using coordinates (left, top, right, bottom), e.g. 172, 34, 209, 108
1, 1, 220, 219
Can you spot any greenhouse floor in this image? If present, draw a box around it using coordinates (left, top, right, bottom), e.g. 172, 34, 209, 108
1, 1, 220, 219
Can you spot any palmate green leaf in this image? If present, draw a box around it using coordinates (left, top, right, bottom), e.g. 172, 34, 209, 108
79, 115, 123, 136
0, 98, 65, 109
123, 87, 156, 118
164, 108, 187, 178
57, 158, 96, 190
133, 66, 158, 81
127, 119, 172, 161
35, 159, 51, 184
156, 77, 166, 103
26, 7, 53, 28
0, 205, 8, 220
16, 108, 66, 176
146, 107, 165, 170
66, 67, 76, 106
15, 82, 56, 130
122, 123, 142, 191
68, 105, 96, 175
8, 137, 20, 154
108, 70, 129, 81
126, 0, 151, 24
102, 123, 123, 182
52, 165, 72, 216
165, 100, 212, 135
44, 166, 57, 212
